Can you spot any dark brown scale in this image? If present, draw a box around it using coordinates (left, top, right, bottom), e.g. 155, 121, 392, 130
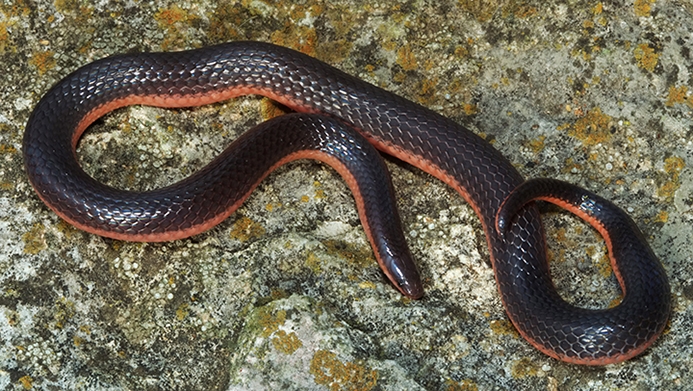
23, 41, 670, 365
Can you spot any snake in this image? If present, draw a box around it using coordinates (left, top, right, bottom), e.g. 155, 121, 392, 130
23, 41, 671, 365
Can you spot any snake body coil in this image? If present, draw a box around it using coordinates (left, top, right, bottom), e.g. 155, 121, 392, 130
23, 41, 670, 365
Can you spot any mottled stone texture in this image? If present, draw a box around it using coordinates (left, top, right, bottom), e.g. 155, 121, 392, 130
1, 1, 691, 390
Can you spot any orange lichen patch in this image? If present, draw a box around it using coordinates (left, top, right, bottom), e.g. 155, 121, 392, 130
73, 335, 84, 347
655, 210, 668, 223
665, 85, 693, 108
657, 156, 685, 200
454, 45, 469, 58
284, 3, 324, 29
322, 240, 374, 269
265, 202, 282, 212
56, 0, 93, 14
54, 0, 77, 12
658, 181, 679, 200
594, 2, 604, 14
175, 303, 189, 321
305, 252, 322, 273
417, 77, 438, 106
462, 103, 478, 116
154, 5, 199, 50
396, 45, 418, 71
22, 223, 47, 254
634, 43, 659, 72
18, 375, 32, 390
260, 98, 289, 120
314, 188, 326, 199
6, 309, 19, 326
554, 227, 567, 244
594, 252, 614, 278
634, 0, 655, 17
447, 79, 473, 104
308, 4, 324, 17
257, 307, 286, 338
29, 50, 56, 75
511, 357, 540, 378
557, 121, 571, 130
55, 219, 79, 239
423, 59, 437, 72
154, 5, 190, 25
207, 2, 245, 41
298, 3, 325, 18
445, 379, 479, 391
567, 108, 613, 145
315, 39, 352, 65
272, 330, 303, 354
0, 21, 10, 53
570, 47, 595, 62
380, 39, 397, 52
585, 242, 596, 256
515, 5, 538, 18
665, 156, 685, 180
390, 8, 407, 24
525, 135, 545, 154
229, 216, 265, 242
393, 72, 407, 83
53, 298, 76, 329
476, 132, 492, 143
310, 349, 378, 391
0, 143, 16, 154
489, 319, 518, 336
313, 181, 323, 194
608, 296, 623, 308
271, 25, 318, 56
269, 288, 288, 300
560, 157, 584, 174
458, 0, 499, 22
0, 0, 31, 17
502, 2, 537, 19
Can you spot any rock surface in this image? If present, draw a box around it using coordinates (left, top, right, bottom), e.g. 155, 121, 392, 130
1, 1, 691, 390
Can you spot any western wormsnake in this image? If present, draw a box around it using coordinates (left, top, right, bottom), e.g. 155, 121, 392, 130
23, 41, 671, 365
